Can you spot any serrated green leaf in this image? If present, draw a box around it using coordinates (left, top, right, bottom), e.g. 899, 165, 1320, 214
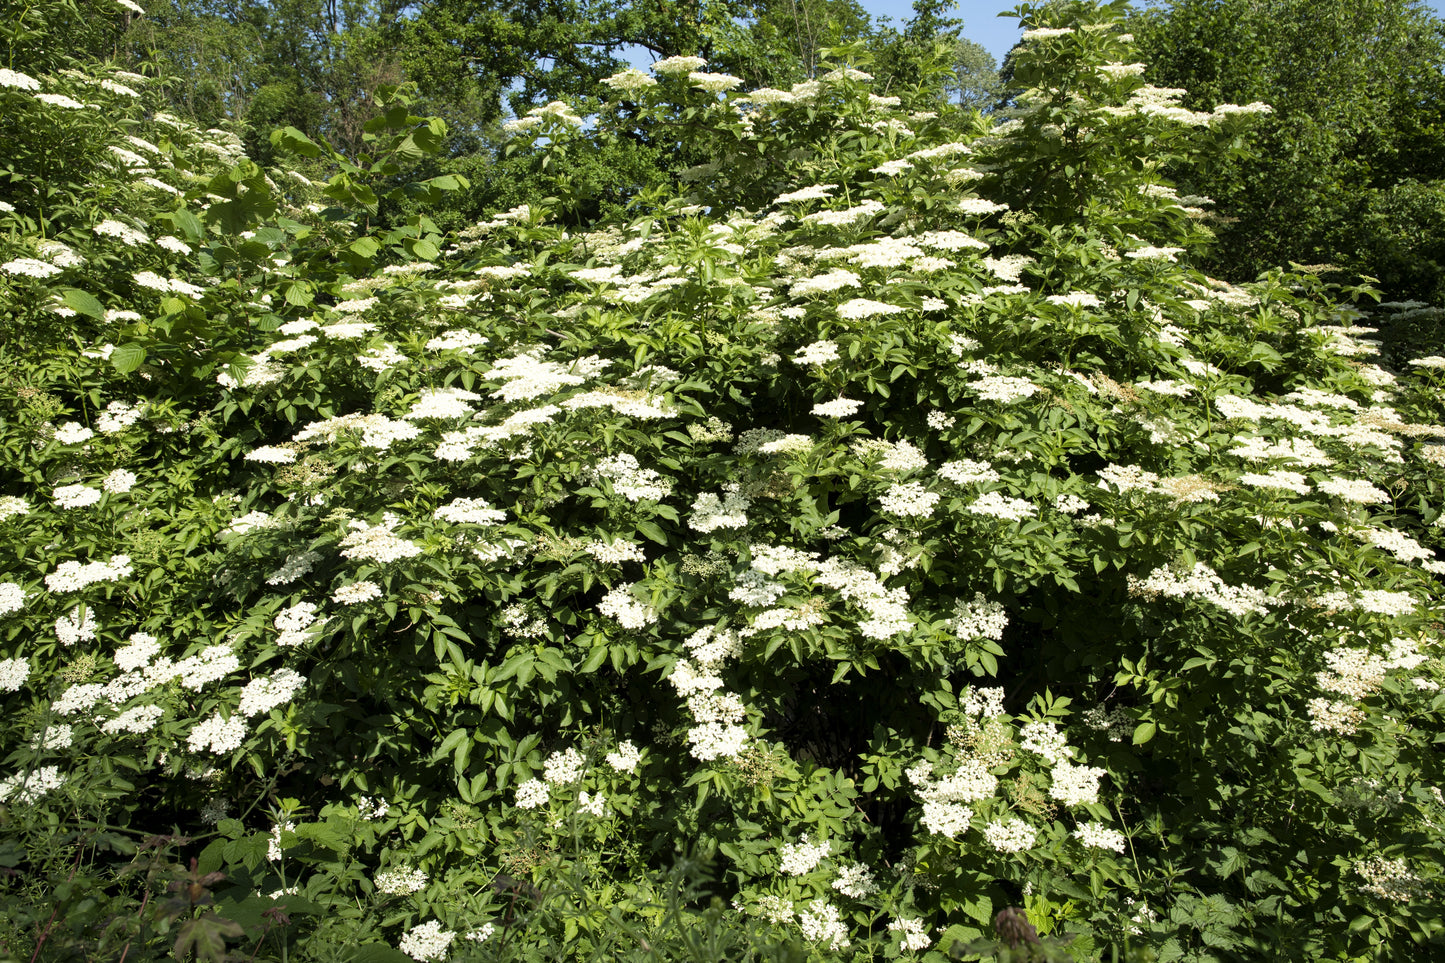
61, 288, 104, 319
111, 343, 146, 374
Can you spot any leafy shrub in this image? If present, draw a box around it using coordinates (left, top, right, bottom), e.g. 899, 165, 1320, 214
1, 1, 1442, 961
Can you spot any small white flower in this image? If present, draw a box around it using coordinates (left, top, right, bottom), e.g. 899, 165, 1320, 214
375, 866, 429, 895
605, 740, 641, 773
515, 778, 549, 809
54, 422, 95, 445
0, 657, 30, 691
1073, 823, 1126, 851
333, 581, 382, 605
399, 920, 456, 962
103, 469, 137, 493
53, 484, 101, 509
0, 583, 26, 617
811, 398, 863, 418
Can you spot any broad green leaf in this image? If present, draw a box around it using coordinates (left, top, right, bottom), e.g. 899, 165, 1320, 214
111, 343, 146, 374
60, 288, 103, 319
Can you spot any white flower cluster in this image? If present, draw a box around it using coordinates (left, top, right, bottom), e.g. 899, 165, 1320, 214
592, 453, 673, 502
950, 594, 1008, 641
238, 668, 306, 717
399, 920, 456, 962
0, 657, 30, 691
774, 183, 836, 205
187, 713, 247, 754
1050, 761, 1106, 806
690, 71, 743, 93
2, 257, 62, 278
803, 200, 885, 228
357, 796, 390, 820
874, 438, 929, 471
104, 469, 137, 494
246, 445, 298, 464
598, 583, 657, 630
94, 219, 149, 246
962, 686, 1007, 718
514, 779, 550, 809
56, 606, 99, 645
544, 747, 586, 784
689, 488, 750, 532
53, 683, 104, 715
1317, 477, 1391, 504
133, 271, 205, 298
651, 55, 708, 75
173, 644, 242, 689
797, 899, 850, 950
83, 634, 144, 682
54, 422, 94, 444
879, 481, 940, 517
375, 866, 428, 895
0, 582, 22, 618
433, 405, 561, 460
1307, 697, 1364, 734
888, 917, 931, 952
606, 740, 641, 773
503, 100, 584, 132
831, 863, 876, 898
340, 517, 422, 564
333, 581, 381, 605
0, 68, 40, 90
1019, 720, 1074, 765
1074, 823, 1127, 851
45, 554, 133, 593
967, 491, 1034, 522
836, 297, 906, 320
267, 551, 321, 586
484, 349, 600, 401
811, 398, 863, 418
0, 766, 66, 805
601, 68, 657, 94
275, 602, 321, 647
586, 539, 646, 564
1127, 563, 1272, 618
1354, 856, 1427, 903
433, 497, 506, 525
669, 626, 749, 761
1237, 470, 1311, 494
779, 834, 831, 875
971, 375, 1041, 403
101, 704, 164, 736
30, 724, 72, 750
790, 269, 861, 297
426, 330, 488, 353
53, 484, 101, 509
983, 818, 1037, 852
937, 460, 1000, 485
404, 387, 482, 421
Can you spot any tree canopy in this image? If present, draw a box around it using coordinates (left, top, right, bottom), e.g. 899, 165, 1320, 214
1128, 0, 1445, 307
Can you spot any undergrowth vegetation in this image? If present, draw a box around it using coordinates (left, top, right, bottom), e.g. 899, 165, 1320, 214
1, 1, 1442, 960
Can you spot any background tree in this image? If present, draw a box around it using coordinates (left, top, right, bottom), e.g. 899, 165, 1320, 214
1128, 0, 1445, 310
944, 36, 1001, 111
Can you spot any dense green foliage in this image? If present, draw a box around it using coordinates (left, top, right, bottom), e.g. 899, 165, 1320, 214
1129, 0, 1445, 308
109, 0, 990, 228
3, 1, 1445, 962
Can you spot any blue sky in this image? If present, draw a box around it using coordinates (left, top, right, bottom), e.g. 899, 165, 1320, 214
858, 0, 1027, 62
858, 0, 1445, 65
